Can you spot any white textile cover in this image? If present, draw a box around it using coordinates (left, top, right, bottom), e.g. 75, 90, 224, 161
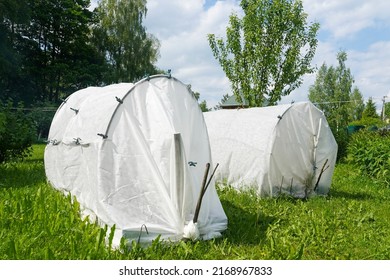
45, 75, 227, 245
204, 102, 338, 198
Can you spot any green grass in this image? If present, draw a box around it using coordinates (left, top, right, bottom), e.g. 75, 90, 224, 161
1, 144, 390, 259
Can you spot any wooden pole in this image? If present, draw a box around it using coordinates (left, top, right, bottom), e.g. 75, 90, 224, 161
193, 163, 210, 223
314, 159, 329, 191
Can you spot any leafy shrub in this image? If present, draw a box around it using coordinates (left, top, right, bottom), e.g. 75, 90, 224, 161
347, 130, 390, 181
349, 117, 384, 128
0, 100, 35, 163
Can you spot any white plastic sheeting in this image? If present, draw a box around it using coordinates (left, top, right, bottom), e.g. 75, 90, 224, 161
204, 101, 338, 198
45, 75, 227, 245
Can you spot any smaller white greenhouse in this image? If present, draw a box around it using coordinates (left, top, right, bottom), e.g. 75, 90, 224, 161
204, 101, 338, 198
44, 75, 227, 246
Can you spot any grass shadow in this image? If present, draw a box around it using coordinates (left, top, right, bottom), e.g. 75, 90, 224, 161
219, 200, 276, 246
25, 157, 45, 163
328, 189, 375, 201
0, 161, 46, 189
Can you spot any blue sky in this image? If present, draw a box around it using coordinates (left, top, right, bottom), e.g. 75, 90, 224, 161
295, 0, 390, 110
91, 0, 390, 110
306, 0, 390, 53
339, 27, 390, 52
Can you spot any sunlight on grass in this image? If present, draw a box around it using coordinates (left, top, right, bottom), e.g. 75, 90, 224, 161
1, 144, 390, 259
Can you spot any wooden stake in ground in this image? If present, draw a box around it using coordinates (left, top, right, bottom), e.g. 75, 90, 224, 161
193, 163, 219, 223
314, 159, 329, 191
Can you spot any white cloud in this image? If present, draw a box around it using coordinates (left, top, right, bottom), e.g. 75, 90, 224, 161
283, 39, 390, 106
302, 0, 390, 39
90, 0, 98, 9
282, 0, 390, 109
144, 0, 240, 107
350, 41, 390, 101
145, 0, 204, 39
90, 0, 390, 110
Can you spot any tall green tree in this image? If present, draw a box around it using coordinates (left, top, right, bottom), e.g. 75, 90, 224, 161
25, 0, 103, 102
0, 0, 31, 102
349, 87, 365, 121
308, 51, 361, 159
1, 0, 105, 104
362, 97, 379, 119
208, 0, 319, 107
351, 97, 382, 127
309, 51, 356, 130
92, 0, 160, 83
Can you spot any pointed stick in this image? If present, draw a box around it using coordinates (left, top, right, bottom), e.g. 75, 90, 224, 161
314, 159, 329, 191
193, 163, 210, 223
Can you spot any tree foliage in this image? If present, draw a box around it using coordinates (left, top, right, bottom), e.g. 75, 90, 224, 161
308, 51, 360, 128
192, 89, 211, 112
0, 0, 105, 104
362, 97, 378, 119
308, 51, 364, 160
349, 87, 365, 121
1, 0, 160, 105
92, 0, 160, 83
208, 0, 319, 107
349, 97, 382, 128
0, 0, 162, 153
0, 0, 31, 103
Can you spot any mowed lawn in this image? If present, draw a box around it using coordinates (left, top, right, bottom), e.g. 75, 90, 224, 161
1, 144, 390, 259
